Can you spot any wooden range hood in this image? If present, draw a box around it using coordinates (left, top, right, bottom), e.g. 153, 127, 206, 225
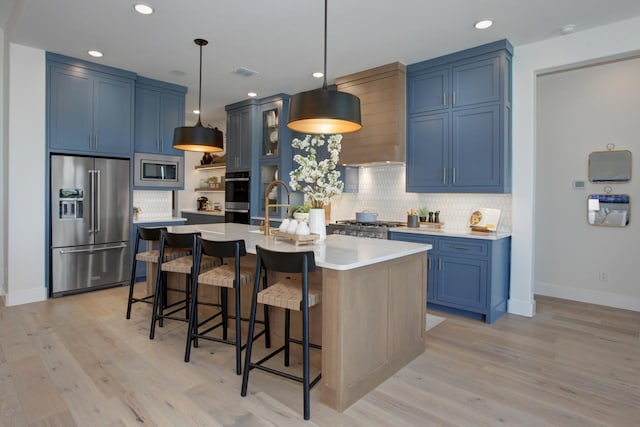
335, 62, 406, 165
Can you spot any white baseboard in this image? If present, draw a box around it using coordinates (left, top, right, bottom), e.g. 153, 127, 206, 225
3, 286, 47, 306
536, 281, 640, 312
507, 297, 536, 317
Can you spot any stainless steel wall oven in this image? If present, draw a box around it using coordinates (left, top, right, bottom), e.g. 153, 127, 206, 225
225, 171, 250, 224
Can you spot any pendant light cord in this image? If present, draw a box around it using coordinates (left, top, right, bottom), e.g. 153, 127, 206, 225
322, 0, 328, 90
194, 38, 208, 127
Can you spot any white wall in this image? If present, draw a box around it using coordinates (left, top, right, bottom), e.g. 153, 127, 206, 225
512, 16, 640, 317
535, 58, 640, 311
5, 43, 46, 305
0, 27, 7, 297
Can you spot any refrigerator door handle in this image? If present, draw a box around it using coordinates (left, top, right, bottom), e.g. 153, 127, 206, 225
95, 169, 101, 233
58, 243, 128, 255
88, 170, 95, 234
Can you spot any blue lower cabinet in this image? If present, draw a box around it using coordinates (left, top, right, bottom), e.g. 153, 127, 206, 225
131, 220, 186, 282
389, 232, 510, 323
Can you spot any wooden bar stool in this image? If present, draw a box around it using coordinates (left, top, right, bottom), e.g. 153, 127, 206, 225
241, 245, 322, 420
149, 231, 220, 339
184, 237, 271, 375
126, 226, 190, 319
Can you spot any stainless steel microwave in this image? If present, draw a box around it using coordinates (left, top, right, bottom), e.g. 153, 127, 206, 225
134, 153, 184, 188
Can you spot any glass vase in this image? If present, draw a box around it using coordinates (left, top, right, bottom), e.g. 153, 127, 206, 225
308, 208, 326, 242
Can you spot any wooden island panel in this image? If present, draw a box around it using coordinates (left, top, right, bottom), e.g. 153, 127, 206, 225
321, 252, 427, 411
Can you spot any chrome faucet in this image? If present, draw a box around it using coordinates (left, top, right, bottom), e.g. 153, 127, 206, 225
264, 179, 291, 235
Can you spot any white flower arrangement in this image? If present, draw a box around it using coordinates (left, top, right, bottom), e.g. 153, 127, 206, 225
289, 134, 344, 209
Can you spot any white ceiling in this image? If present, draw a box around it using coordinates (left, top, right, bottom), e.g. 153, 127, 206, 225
4, 0, 640, 125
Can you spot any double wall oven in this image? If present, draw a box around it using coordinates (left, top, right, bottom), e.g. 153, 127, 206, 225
225, 171, 250, 224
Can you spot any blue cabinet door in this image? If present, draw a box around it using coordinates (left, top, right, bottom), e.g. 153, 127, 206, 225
134, 87, 161, 153
451, 56, 501, 108
407, 67, 448, 114
93, 75, 133, 156
49, 64, 93, 152
406, 113, 449, 191
451, 105, 501, 190
160, 92, 184, 155
436, 255, 488, 311
134, 81, 185, 156
226, 106, 254, 171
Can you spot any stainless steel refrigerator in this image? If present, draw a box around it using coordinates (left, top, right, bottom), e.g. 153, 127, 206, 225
50, 155, 130, 296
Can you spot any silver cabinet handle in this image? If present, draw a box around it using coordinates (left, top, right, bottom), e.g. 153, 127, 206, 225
452, 91, 456, 105
442, 93, 447, 106
438, 258, 442, 271
443, 168, 446, 184
88, 135, 92, 149
427, 257, 432, 271
453, 167, 456, 185
452, 246, 468, 250
95, 135, 99, 150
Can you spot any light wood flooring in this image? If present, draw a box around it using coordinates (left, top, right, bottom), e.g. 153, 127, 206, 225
1, 286, 638, 426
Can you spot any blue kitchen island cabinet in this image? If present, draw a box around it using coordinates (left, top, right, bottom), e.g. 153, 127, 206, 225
47, 53, 135, 157
406, 39, 512, 193
134, 77, 187, 156
389, 231, 511, 323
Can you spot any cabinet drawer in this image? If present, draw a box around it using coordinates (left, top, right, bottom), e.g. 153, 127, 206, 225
438, 238, 488, 257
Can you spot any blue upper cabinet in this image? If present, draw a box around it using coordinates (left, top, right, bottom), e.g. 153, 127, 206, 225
47, 54, 135, 158
134, 77, 186, 156
406, 40, 512, 193
225, 99, 258, 172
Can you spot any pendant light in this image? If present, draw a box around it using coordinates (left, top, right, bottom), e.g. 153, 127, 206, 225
287, 0, 362, 134
173, 38, 224, 152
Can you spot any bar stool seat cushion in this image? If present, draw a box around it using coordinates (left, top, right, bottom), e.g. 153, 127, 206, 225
136, 247, 190, 264
198, 264, 254, 289
161, 254, 220, 274
257, 277, 322, 311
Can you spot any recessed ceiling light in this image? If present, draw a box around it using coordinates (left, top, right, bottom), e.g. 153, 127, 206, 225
193, 109, 200, 114
88, 50, 103, 58
248, 92, 257, 97
474, 19, 493, 30
134, 3, 154, 15
560, 24, 576, 35
312, 72, 324, 78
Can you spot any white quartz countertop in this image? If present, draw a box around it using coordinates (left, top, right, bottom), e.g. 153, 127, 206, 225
181, 209, 225, 217
391, 226, 511, 240
133, 216, 187, 224
166, 223, 431, 271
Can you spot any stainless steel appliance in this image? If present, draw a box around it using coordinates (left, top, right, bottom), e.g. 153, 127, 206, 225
327, 219, 405, 239
225, 171, 250, 224
134, 152, 184, 188
50, 155, 130, 296
197, 196, 209, 211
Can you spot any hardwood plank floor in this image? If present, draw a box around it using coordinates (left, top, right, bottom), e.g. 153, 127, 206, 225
1, 287, 638, 426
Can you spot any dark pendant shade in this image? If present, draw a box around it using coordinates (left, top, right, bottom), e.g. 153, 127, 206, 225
287, 88, 362, 134
173, 124, 223, 152
173, 38, 223, 152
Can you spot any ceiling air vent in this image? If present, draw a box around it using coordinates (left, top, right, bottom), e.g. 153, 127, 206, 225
231, 66, 259, 77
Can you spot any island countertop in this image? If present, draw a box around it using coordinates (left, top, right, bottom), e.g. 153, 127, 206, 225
166, 223, 431, 271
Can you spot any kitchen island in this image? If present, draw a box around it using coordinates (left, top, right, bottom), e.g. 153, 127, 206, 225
166, 223, 431, 412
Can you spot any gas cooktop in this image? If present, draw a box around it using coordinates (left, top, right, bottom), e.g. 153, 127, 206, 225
334, 220, 405, 227
327, 220, 406, 239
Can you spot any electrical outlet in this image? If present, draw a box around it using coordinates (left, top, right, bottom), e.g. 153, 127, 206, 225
599, 272, 609, 282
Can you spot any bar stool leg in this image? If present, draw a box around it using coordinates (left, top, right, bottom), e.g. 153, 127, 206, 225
262, 270, 271, 349
284, 309, 291, 367
149, 268, 164, 340
302, 280, 311, 420
126, 256, 138, 319
234, 282, 242, 375
241, 263, 262, 396
221, 288, 229, 341
185, 273, 200, 362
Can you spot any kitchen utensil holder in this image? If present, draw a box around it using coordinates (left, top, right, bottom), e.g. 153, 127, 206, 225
407, 215, 419, 228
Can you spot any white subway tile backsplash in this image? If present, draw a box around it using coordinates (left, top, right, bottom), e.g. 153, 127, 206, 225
331, 164, 512, 232
133, 190, 173, 219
